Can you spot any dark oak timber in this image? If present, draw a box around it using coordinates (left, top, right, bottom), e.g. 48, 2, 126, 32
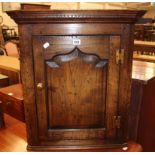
130, 61, 155, 151
7, 10, 145, 151
7, 10, 145, 24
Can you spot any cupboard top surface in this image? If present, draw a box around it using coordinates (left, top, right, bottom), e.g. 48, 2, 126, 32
7, 10, 146, 24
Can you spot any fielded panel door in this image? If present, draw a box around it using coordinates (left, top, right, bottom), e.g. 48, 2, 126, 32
33, 35, 121, 144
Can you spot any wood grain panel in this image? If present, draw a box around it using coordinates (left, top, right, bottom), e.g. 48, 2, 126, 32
46, 50, 107, 129
45, 46, 108, 140
32, 24, 122, 35
19, 25, 39, 146
33, 35, 110, 141
42, 36, 109, 60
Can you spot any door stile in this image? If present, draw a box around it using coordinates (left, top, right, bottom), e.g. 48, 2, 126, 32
33, 37, 48, 140
105, 36, 121, 140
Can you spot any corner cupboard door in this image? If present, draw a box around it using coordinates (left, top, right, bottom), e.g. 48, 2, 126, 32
33, 35, 121, 145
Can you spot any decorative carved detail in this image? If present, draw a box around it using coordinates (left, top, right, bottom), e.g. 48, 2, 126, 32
46, 47, 107, 68
7, 10, 146, 24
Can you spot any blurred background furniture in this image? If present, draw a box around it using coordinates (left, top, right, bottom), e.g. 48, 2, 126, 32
0, 26, 4, 45
0, 74, 9, 88
4, 41, 19, 58
0, 56, 20, 85
0, 84, 24, 122
134, 5, 155, 41
134, 24, 155, 41
2, 26, 19, 42
0, 45, 7, 55
133, 40, 155, 62
134, 25, 145, 40
0, 100, 5, 128
129, 60, 155, 152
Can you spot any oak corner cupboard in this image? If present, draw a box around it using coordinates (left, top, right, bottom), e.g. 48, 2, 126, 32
7, 10, 145, 151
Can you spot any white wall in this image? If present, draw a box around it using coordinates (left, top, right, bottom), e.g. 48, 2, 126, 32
0, 2, 18, 32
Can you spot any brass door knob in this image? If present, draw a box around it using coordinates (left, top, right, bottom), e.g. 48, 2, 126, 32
37, 83, 43, 90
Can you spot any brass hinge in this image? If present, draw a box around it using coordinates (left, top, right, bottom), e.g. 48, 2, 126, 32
116, 49, 124, 64
113, 116, 121, 129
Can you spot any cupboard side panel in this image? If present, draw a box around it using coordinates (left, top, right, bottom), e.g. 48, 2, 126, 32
19, 25, 39, 145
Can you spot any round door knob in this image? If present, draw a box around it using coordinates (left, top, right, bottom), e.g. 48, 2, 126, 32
37, 83, 43, 90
